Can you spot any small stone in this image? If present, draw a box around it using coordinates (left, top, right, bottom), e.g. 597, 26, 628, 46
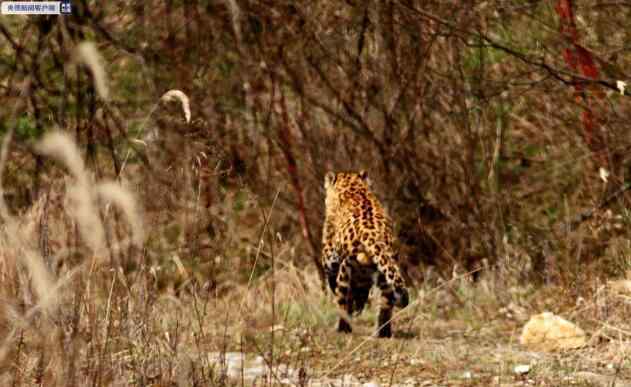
514, 364, 530, 374
462, 371, 473, 379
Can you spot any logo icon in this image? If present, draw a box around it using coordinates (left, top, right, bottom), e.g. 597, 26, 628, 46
60, 0, 72, 14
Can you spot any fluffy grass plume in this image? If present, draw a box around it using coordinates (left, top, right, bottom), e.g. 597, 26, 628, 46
160, 89, 191, 123
225, 0, 242, 47
97, 181, 144, 247
74, 41, 109, 101
0, 129, 56, 311
36, 131, 106, 253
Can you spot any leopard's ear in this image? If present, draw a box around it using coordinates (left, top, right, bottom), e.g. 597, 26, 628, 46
358, 170, 372, 188
325, 171, 337, 187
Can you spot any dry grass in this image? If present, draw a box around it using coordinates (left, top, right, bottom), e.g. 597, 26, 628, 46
36, 130, 106, 253
1, 121, 629, 386
74, 42, 109, 101
160, 90, 191, 124
1, 10, 631, 384
0, 169, 629, 386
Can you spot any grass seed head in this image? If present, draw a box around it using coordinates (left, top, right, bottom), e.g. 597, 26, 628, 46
74, 41, 109, 101
97, 181, 144, 247
160, 89, 191, 123
37, 131, 106, 252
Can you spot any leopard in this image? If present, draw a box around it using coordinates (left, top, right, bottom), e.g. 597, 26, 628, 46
321, 170, 409, 338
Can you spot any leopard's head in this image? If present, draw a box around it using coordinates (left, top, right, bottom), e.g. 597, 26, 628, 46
324, 170, 371, 198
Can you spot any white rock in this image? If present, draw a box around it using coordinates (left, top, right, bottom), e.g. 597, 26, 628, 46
207, 352, 305, 383
242, 365, 266, 379
363, 382, 380, 387
462, 371, 473, 379
514, 364, 531, 374
276, 364, 297, 378
617, 80, 627, 95
207, 351, 245, 364
253, 355, 265, 365
337, 374, 359, 385
208, 352, 245, 378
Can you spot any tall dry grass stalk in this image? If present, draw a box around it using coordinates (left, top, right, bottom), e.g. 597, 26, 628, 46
0, 124, 146, 381
118, 89, 192, 176
0, 127, 14, 221
224, 0, 243, 48
0, 129, 58, 366
0, 128, 57, 310
97, 181, 144, 247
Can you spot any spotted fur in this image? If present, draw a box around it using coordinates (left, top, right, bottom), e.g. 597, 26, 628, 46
321, 171, 409, 338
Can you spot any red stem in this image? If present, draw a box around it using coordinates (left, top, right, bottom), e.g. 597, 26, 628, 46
277, 85, 326, 288
555, 0, 607, 168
